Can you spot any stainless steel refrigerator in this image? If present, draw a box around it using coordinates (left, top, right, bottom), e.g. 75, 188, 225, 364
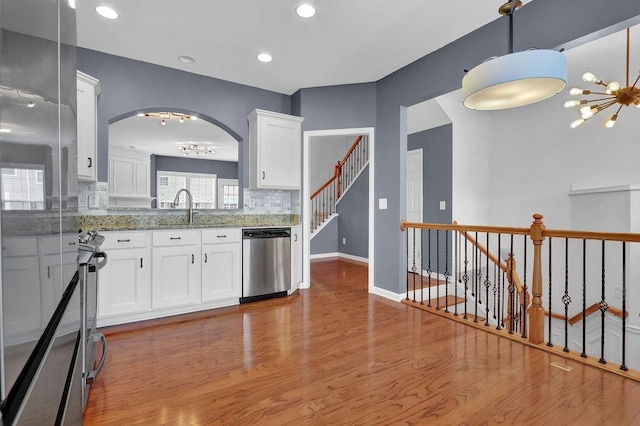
0, 0, 83, 424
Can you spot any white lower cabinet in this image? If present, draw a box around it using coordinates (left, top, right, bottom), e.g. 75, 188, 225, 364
201, 229, 241, 302
152, 245, 200, 309
98, 232, 151, 320
291, 224, 303, 292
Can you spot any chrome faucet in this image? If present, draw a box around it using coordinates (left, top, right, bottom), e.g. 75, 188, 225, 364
173, 188, 196, 223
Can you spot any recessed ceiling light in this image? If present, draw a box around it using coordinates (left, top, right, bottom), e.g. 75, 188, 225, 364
257, 53, 273, 63
296, 4, 316, 18
178, 55, 195, 64
96, 6, 118, 20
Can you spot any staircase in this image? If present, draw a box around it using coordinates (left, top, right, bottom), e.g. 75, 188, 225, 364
310, 135, 369, 234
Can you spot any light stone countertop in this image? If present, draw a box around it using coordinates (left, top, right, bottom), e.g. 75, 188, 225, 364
78, 210, 299, 232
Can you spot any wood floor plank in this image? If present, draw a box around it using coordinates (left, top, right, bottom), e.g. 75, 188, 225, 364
84, 258, 640, 425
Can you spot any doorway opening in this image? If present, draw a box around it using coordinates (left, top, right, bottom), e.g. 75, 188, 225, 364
302, 128, 375, 293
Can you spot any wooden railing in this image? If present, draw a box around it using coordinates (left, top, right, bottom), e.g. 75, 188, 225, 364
310, 135, 368, 232
401, 214, 640, 381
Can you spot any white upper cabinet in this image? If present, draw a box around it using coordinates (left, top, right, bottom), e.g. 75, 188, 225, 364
108, 147, 151, 208
77, 71, 100, 182
247, 109, 304, 189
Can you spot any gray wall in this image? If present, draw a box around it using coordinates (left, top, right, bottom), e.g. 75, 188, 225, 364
293, 83, 376, 131
337, 167, 369, 259
408, 124, 452, 272
309, 135, 352, 192
77, 48, 291, 186
150, 155, 238, 207
372, 0, 640, 294
310, 217, 338, 255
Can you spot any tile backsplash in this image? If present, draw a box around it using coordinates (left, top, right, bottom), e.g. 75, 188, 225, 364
242, 188, 300, 214
79, 181, 300, 215
78, 181, 109, 214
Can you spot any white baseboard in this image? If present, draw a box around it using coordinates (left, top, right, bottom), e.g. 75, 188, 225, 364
310, 252, 369, 264
310, 252, 340, 260
373, 286, 404, 302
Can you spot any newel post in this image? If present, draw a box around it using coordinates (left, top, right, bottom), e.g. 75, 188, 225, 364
529, 213, 545, 344
335, 161, 342, 198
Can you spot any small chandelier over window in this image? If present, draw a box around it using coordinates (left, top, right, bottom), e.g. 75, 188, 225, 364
177, 143, 215, 157
564, 27, 640, 128
137, 111, 198, 125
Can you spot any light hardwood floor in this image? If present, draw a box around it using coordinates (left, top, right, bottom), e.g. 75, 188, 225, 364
84, 259, 640, 425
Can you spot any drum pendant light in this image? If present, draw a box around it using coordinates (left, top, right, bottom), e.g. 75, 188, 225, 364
462, 1, 567, 110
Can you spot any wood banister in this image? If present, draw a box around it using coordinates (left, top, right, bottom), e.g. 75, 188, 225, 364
310, 175, 337, 200
310, 135, 365, 201
338, 135, 363, 167
545, 305, 628, 325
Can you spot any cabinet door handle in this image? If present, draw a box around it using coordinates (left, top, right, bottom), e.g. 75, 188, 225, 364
217, 235, 226, 238
117, 239, 130, 243
68, 242, 76, 246
262, 171, 265, 180
47, 265, 51, 278
191, 254, 195, 264
140, 258, 143, 268
204, 253, 208, 263
88, 157, 92, 168
294, 233, 298, 242
170, 237, 181, 240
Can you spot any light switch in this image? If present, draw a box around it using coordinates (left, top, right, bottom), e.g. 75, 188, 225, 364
439, 201, 446, 210
379, 198, 387, 210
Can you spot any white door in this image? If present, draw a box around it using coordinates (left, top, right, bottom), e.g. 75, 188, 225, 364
406, 149, 423, 271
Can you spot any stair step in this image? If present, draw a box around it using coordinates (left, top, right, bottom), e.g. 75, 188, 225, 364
431, 295, 466, 307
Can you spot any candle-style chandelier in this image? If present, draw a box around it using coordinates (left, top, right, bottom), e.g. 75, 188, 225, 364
138, 111, 198, 126
177, 143, 215, 157
564, 27, 640, 128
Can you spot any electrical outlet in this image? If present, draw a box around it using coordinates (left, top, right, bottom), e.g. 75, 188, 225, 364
342, 237, 347, 245
439, 201, 446, 210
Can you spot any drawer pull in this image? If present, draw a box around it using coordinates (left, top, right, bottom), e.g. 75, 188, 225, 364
47, 265, 51, 278
68, 242, 76, 246
217, 235, 227, 238
191, 254, 195, 264
117, 239, 130, 243
170, 237, 182, 240
204, 253, 208, 263
88, 157, 92, 168
140, 258, 143, 268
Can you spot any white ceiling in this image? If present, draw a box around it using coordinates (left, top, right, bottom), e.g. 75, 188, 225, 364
76, 0, 532, 96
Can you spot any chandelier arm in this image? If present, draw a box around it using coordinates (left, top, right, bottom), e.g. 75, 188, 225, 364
594, 100, 620, 112
630, 73, 640, 90
580, 96, 617, 104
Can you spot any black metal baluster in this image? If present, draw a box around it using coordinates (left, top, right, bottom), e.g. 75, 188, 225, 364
436, 230, 441, 310
563, 238, 571, 353
454, 231, 459, 316
508, 234, 515, 334
427, 229, 432, 307
581, 239, 587, 358
598, 240, 608, 364
420, 229, 424, 305
463, 232, 469, 320
405, 227, 410, 301
522, 236, 528, 339
474, 232, 479, 323
547, 237, 553, 347
492, 259, 497, 320
485, 233, 490, 327
411, 228, 417, 303
621, 242, 628, 371
445, 230, 450, 313
496, 234, 502, 330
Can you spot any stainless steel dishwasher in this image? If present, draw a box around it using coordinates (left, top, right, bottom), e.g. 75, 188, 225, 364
241, 228, 291, 303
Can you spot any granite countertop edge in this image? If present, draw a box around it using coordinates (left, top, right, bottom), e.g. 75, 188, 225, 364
78, 213, 300, 232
